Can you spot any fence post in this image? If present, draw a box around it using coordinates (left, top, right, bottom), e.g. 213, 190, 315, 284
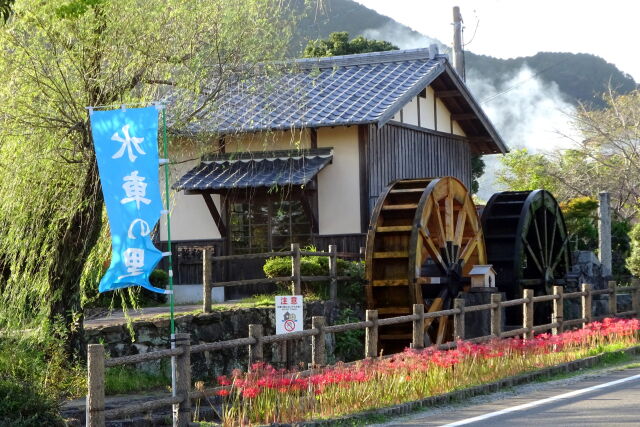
248, 324, 263, 368
202, 248, 212, 313
365, 309, 378, 358
291, 243, 301, 295
608, 280, 617, 316
582, 283, 592, 326
359, 246, 365, 260
632, 278, 640, 318
328, 245, 338, 301
311, 316, 326, 367
490, 293, 502, 338
86, 344, 105, 427
173, 333, 191, 427
412, 304, 425, 349
453, 298, 465, 340
523, 289, 534, 339
552, 285, 564, 335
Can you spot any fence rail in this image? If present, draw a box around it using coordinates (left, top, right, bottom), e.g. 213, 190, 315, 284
202, 243, 363, 312
86, 279, 640, 427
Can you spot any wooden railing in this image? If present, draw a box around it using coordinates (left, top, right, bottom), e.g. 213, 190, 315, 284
86, 280, 640, 427
201, 243, 364, 312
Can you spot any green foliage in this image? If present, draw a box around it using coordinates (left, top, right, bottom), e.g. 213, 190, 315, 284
0, 380, 64, 427
470, 156, 485, 194
626, 223, 640, 277
496, 148, 558, 193
303, 31, 397, 57
263, 247, 363, 302
560, 197, 599, 250
333, 307, 364, 362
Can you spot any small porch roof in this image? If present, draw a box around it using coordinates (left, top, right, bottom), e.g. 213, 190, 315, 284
172, 148, 333, 192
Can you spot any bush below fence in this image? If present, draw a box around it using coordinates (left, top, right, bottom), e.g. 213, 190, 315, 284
84, 280, 640, 427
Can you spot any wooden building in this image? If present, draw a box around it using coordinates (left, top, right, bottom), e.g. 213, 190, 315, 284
162, 47, 507, 293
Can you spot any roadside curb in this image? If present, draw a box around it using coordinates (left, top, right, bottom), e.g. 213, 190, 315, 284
280, 345, 640, 427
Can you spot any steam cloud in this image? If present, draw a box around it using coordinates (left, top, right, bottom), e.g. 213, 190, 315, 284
466, 66, 578, 200
362, 22, 443, 51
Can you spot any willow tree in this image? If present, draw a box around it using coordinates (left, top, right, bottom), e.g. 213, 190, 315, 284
0, 0, 301, 354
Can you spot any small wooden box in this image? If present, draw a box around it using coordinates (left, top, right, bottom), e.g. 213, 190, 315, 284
469, 265, 496, 288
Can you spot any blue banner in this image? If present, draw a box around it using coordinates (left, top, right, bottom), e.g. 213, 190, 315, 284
90, 106, 168, 294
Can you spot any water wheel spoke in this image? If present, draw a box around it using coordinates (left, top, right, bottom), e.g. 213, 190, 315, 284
453, 198, 468, 249
419, 227, 447, 271
423, 296, 444, 330
550, 235, 570, 271
435, 315, 449, 345
531, 205, 546, 268
543, 194, 549, 267
459, 234, 479, 265
522, 237, 545, 275
548, 206, 559, 268
445, 181, 455, 242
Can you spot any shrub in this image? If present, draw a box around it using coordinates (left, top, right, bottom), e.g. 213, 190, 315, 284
85, 268, 168, 309
0, 379, 64, 427
333, 308, 364, 362
263, 248, 363, 302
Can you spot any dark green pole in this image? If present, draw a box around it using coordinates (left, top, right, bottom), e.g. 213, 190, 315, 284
161, 106, 175, 335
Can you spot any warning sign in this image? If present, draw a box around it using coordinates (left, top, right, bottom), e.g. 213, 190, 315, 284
275, 295, 303, 334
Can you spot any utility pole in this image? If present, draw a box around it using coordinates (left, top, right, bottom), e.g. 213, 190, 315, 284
452, 6, 465, 81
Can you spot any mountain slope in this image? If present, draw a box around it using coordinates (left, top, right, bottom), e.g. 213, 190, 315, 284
291, 0, 637, 108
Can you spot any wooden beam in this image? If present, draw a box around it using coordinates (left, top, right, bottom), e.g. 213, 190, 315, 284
201, 193, 227, 236
310, 128, 318, 149
435, 90, 461, 98
451, 113, 477, 121
358, 124, 370, 234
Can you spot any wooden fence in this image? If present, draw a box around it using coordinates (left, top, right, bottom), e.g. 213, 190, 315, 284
86, 280, 640, 427
201, 243, 363, 312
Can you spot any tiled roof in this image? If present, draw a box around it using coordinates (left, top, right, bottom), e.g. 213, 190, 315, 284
172, 149, 333, 191
183, 49, 447, 134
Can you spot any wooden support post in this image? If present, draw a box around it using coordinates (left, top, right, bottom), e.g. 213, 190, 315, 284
365, 310, 378, 358
248, 324, 263, 368
453, 298, 465, 340
359, 246, 365, 260
202, 248, 212, 313
490, 293, 502, 338
173, 333, 191, 427
582, 283, 592, 326
632, 278, 640, 318
291, 243, 301, 295
311, 316, 326, 367
608, 280, 617, 316
412, 304, 425, 349
552, 285, 564, 335
328, 245, 338, 301
86, 344, 105, 427
523, 289, 534, 339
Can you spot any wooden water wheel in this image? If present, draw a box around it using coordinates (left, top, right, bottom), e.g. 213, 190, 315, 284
364, 177, 487, 353
481, 190, 571, 324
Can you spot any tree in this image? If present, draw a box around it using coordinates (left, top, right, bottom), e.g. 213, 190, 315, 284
495, 148, 560, 194
303, 31, 397, 57
0, 0, 13, 23
0, 0, 300, 355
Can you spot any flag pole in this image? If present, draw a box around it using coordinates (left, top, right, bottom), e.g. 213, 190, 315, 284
161, 106, 175, 335
160, 106, 177, 400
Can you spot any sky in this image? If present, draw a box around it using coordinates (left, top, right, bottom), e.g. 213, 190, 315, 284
354, 0, 640, 82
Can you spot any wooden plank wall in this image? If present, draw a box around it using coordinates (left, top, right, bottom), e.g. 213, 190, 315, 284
366, 122, 472, 216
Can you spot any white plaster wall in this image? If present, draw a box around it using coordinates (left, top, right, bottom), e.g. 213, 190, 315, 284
224, 129, 311, 152
452, 120, 466, 137
160, 158, 222, 241
403, 97, 419, 126
317, 126, 361, 234
435, 98, 452, 133
422, 87, 436, 129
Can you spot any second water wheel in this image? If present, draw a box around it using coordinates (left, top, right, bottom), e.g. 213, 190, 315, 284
364, 177, 486, 353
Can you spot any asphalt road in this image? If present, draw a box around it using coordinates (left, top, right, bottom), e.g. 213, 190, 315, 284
384, 366, 640, 426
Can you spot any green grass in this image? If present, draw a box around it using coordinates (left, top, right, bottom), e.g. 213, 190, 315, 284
105, 366, 171, 395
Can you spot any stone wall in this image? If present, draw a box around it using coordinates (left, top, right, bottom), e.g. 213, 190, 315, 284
84, 301, 358, 379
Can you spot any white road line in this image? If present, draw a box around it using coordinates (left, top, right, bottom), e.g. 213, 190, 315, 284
442, 373, 640, 426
